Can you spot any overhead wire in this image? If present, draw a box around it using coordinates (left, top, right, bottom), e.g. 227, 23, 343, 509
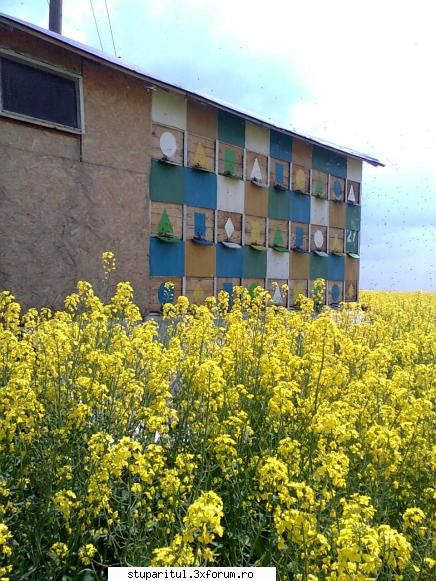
104, 0, 117, 56
88, 0, 104, 51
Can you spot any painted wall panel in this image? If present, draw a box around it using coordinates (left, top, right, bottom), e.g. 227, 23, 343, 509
218, 142, 244, 178
347, 157, 363, 182
216, 245, 243, 277
150, 160, 185, 204
217, 211, 242, 244
290, 252, 309, 279
328, 281, 343, 304
186, 277, 214, 305
184, 168, 217, 209
329, 201, 346, 229
329, 227, 345, 254
246, 151, 268, 185
186, 207, 215, 242
185, 242, 216, 277
149, 277, 182, 312
150, 238, 184, 276
311, 198, 329, 226
347, 180, 361, 205
187, 134, 215, 172
245, 122, 270, 155
151, 202, 183, 240
269, 219, 289, 250
245, 216, 266, 246
328, 254, 345, 280
267, 248, 289, 279
329, 176, 345, 202
292, 139, 312, 167
290, 222, 309, 251
245, 182, 268, 217
292, 164, 310, 194
270, 130, 292, 161
268, 187, 291, 220
217, 176, 245, 213
312, 145, 347, 178
187, 99, 218, 138
151, 123, 184, 165
346, 204, 361, 231
290, 191, 311, 223
289, 279, 309, 305
311, 169, 328, 199
345, 280, 358, 301
345, 229, 359, 254
310, 253, 328, 279
270, 158, 290, 190
311, 225, 328, 252
152, 91, 187, 130
267, 279, 288, 306
243, 246, 267, 278
345, 256, 360, 280
218, 110, 245, 147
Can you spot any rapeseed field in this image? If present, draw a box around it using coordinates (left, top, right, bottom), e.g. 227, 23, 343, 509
0, 256, 434, 579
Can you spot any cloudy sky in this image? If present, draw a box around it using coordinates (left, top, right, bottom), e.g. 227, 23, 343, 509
1, 0, 435, 290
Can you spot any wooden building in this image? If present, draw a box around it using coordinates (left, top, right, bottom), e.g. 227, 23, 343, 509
0, 13, 383, 313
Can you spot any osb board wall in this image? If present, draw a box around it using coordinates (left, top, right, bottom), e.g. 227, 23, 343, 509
151, 123, 184, 165
149, 277, 182, 312
151, 202, 183, 239
217, 211, 243, 244
82, 61, 151, 173
185, 277, 214, 304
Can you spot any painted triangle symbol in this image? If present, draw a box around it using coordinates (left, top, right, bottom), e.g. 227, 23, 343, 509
157, 209, 174, 236
272, 286, 282, 305
348, 184, 356, 203
250, 158, 263, 182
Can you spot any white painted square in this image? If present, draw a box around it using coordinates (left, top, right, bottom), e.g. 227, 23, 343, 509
311, 198, 329, 226
267, 248, 290, 279
347, 158, 362, 182
152, 91, 187, 130
245, 122, 270, 156
217, 176, 245, 213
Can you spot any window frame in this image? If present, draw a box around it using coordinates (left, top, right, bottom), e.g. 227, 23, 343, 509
0, 48, 84, 134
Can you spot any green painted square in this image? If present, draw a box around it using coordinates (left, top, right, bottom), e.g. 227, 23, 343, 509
224, 149, 236, 174
150, 160, 185, 204
268, 186, 291, 219
310, 253, 328, 279
218, 110, 245, 148
346, 204, 361, 231
243, 246, 267, 278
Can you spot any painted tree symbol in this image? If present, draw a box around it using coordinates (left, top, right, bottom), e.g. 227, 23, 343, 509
157, 209, 174, 237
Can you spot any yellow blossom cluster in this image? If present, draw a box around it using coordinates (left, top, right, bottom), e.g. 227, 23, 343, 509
0, 261, 435, 579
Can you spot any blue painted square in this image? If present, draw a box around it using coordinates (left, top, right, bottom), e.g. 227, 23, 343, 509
270, 130, 292, 162
312, 146, 347, 178
218, 110, 245, 148
194, 212, 206, 238
216, 245, 243, 278
184, 168, 217, 209
290, 191, 311, 223
150, 238, 184, 276
328, 254, 345, 280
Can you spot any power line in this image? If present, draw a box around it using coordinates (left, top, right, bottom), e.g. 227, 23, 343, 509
104, 0, 117, 56
88, 0, 103, 51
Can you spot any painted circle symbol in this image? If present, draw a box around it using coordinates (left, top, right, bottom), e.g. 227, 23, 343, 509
160, 132, 177, 157
314, 229, 324, 249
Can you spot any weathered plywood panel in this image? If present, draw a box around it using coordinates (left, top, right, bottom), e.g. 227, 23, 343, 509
185, 277, 214, 305
347, 158, 363, 182
152, 91, 187, 130
151, 123, 184, 164
269, 219, 289, 249
270, 158, 290, 190
329, 227, 345, 254
217, 211, 243, 244
217, 176, 245, 213
328, 254, 345, 280
329, 176, 345, 202
290, 191, 311, 223
311, 225, 328, 252
187, 133, 215, 172
311, 169, 328, 199
218, 142, 244, 178
151, 201, 183, 240
268, 186, 291, 220
290, 252, 309, 279
345, 280, 358, 301
186, 207, 215, 242
246, 151, 268, 185
82, 61, 151, 173
149, 277, 182, 312
290, 222, 309, 251
292, 139, 312, 167
310, 253, 328, 280
245, 122, 270, 155
345, 256, 360, 280
245, 215, 266, 246
346, 180, 361, 205
329, 201, 346, 229
289, 279, 309, 305
292, 164, 310, 194
328, 281, 343, 305
185, 242, 216, 277
187, 99, 218, 138
245, 181, 268, 217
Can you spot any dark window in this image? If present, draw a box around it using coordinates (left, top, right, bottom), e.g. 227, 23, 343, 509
1, 57, 80, 129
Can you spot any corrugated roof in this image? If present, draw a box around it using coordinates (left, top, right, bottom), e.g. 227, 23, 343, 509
0, 12, 384, 167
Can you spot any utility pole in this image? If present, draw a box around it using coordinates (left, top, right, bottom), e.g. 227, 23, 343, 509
49, 0, 62, 34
